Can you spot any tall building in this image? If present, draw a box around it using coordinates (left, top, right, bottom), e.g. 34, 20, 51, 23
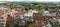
0, 10, 7, 27
33, 13, 43, 27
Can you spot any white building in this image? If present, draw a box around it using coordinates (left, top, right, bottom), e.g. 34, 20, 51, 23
24, 9, 38, 17
46, 23, 52, 27
42, 10, 51, 16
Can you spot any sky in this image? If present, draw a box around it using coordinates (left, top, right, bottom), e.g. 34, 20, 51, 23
0, 0, 60, 2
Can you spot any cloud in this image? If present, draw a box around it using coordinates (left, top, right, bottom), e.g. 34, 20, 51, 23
0, 0, 60, 2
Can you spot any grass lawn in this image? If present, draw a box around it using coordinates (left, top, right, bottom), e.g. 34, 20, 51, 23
26, 23, 35, 27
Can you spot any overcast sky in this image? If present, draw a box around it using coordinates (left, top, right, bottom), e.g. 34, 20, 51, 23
0, 0, 60, 2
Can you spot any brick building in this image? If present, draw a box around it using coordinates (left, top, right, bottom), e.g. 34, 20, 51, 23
0, 10, 7, 27
33, 13, 43, 27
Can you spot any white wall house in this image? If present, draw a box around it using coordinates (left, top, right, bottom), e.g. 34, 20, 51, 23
42, 10, 51, 16
24, 9, 38, 17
